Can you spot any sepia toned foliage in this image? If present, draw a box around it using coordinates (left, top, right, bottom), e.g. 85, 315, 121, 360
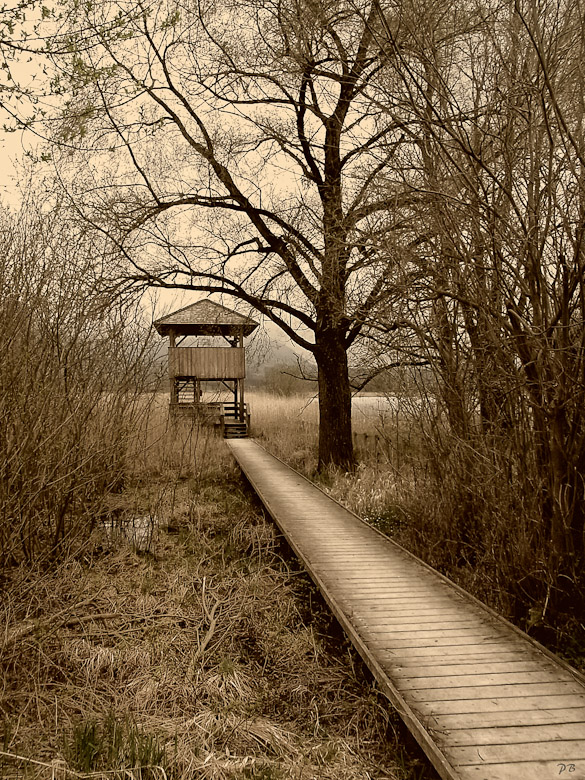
0, 417, 417, 780
366, 0, 585, 639
3, 0, 585, 657
0, 199, 156, 568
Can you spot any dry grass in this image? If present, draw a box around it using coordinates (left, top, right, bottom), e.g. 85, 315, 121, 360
248, 392, 319, 474
0, 407, 424, 780
248, 391, 419, 522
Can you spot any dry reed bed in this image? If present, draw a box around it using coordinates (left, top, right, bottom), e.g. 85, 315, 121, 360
249, 391, 421, 523
1, 418, 416, 780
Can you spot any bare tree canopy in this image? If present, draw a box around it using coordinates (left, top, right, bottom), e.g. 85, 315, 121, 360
368, 0, 585, 625
41, 0, 422, 469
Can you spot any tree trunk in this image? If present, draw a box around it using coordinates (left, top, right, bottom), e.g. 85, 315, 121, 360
314, 328, 355, 472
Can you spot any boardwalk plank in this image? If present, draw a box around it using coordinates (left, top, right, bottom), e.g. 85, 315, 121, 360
355, 616, 485, 628
381, 645, 527, 659
390, 660, 546, 677
358, 619, 483, 632
448, 740, 585, 764
350, 604, 468, 613
431, 707, 585, 729
342, 595, 461, 605
383, 648, 533, 663
364, 627, 508, 640
333, 582, 441, 591
360, 631, 509, 649
415, 694, 585, 715
439, 722, 585, 746
458, 762, 585, 780
397, 671, 576, 690
323, 572, 422, 579
352, 610, 476, 621
409, 681, 585, 701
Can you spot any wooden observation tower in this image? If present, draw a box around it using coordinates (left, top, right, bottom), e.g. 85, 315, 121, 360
154, 300, 258, 438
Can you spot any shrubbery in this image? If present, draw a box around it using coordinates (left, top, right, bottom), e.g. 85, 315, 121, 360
0, 205, 155, 568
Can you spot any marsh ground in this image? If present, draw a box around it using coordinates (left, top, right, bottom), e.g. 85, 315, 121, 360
0, 415, 433, 780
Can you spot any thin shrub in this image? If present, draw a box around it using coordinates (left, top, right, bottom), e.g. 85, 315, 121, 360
391, 422, 585, 660
0, 207, 157, 569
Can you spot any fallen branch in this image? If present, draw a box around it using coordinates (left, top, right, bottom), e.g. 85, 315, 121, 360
0, 592, 109, 655
185, 577, 223, 681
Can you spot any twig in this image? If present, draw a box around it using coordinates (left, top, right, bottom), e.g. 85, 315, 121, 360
185, 577, 223, 681
1, 613, 133, 655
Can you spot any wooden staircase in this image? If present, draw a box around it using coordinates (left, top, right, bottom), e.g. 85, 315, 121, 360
223, 419, 248, 438
221, 403, 249, 439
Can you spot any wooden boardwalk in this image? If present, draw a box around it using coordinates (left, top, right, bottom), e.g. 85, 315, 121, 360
227, 439, 585, 780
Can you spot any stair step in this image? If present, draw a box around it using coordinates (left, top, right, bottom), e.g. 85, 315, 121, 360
224, 420, 248, 439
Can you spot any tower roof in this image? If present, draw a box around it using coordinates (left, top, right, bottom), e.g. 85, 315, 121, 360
154, 299, 259, 338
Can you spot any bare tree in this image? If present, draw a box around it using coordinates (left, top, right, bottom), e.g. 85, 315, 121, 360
373, 0, 585, 627
43, 0, 420, 469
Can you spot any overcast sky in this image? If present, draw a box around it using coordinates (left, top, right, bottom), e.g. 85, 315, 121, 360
0, 129, 27, 203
